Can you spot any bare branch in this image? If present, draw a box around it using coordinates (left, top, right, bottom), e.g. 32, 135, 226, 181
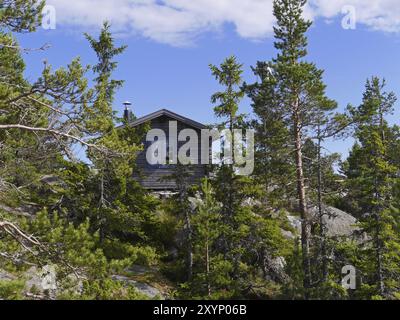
0, 220, 41, 246
0, 42, 51, 53
0, 252, 37, 266
0, 123, 102, 152
0, 219, 83, 279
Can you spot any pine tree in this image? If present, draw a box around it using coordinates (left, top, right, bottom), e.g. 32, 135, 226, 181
1, 13, 159, 299
266, 0, 337, 297
0, 0, 44, 32
1, 1, 102, 278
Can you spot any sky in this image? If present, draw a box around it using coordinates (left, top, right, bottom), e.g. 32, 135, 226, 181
16, 0, 400, 159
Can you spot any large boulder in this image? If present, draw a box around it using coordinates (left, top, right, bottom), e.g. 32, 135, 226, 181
286, 206, 360, 238
311, 206, 359, 238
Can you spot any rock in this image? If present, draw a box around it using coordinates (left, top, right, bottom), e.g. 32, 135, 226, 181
126, 265, 151, 275
311, 206, 359, 238
0, 265, 86, 300
262, 252, 289, 283
40, 175, 62, 185
125, 264, 162, 276
0, 270, 16, 281
0, 203, 36, 218
287, 215, 302, 232
112, 275, 163, 299
133, 281, 163, 299
286, 206, 360, 238
188, 195, 203, 211
40, 265, 57, 291
280, 229, 295, 240
25, 265, 57, 297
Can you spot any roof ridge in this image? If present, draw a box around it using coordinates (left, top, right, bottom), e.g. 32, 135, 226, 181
127, 108, 206, 130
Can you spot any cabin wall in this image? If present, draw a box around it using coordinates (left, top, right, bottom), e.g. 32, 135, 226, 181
134, 115, 207, 190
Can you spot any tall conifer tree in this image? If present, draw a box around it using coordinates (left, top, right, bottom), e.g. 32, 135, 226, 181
263, 0, 336, 296
344, 77, 400, 298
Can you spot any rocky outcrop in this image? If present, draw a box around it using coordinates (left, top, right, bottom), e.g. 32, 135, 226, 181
112, 275, 163, 299
286, 206, 360, 239
0, 265, 58, 300
262, 252, 289, 283
1, 264, 166, 300
310, 206, 360, 238
0, 203, 38, 218
0, 269, 16, 281
112, 264, 171, 299
24, 266, 57, 296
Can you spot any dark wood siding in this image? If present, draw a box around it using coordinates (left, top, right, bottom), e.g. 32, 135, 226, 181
134, 115, 207, 190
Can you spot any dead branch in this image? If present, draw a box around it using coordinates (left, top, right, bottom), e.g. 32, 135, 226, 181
0, 124, 103, 152
0, 252, 37, 266
0, 42, 51, 53
0, 219, 83, 279
0, 220, 41, 246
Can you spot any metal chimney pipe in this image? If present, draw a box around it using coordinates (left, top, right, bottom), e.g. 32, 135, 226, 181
123, 101, 132, 122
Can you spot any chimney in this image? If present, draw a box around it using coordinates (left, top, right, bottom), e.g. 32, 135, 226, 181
123, 101, 132, 123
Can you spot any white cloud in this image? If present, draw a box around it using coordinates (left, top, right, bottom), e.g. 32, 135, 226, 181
47, 0, 400, 46
310, 0, 400, 33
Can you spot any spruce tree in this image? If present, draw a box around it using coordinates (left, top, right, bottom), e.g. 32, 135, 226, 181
209, 56, 289, 298
343, 77, 400, 298
209, 56, 251, 283
84, 22, 144, 246
244, 61, 294, 208
182, 179, 227, 299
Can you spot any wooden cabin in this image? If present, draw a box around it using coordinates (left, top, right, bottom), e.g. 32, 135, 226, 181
127, 109, 208, 190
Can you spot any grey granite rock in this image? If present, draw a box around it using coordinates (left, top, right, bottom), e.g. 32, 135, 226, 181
286, 206, 360, 238
112, 275, 163, 299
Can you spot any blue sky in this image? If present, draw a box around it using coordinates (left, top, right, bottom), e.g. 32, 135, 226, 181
17, 0, 400, 159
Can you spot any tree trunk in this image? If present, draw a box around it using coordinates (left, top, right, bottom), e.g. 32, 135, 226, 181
375, 110, 386, 296
99, 170, 105, 244
206, 235, 211, 297
317, 130, 328, 282
185, 210, 193, 281
293, 101, 311, 298
177, 166, 193, 282
374, 213, 385, 296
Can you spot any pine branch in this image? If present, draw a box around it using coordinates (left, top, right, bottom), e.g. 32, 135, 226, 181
0, 123, 102, 151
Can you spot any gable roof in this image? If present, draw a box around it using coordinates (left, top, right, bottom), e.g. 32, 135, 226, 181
127, 109, 207, 130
